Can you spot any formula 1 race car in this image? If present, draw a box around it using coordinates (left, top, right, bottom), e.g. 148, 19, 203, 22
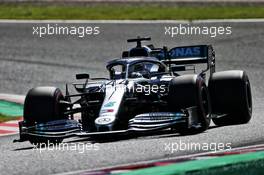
16, 37, 252, 145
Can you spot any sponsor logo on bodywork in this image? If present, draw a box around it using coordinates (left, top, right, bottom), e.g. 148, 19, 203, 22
95, 116, 115, 125
133, 112, 186, 121
104, 101, 116, 108
170, 47, 201, 58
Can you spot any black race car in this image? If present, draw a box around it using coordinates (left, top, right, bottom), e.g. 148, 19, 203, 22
16, 37, 252, 145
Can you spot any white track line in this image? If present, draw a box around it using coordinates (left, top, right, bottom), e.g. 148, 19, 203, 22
0, 126, 19, 132
0, 133, 19, 136
5, 120, 20, 124
0, 19, 263, 23
0, 94, 25, 104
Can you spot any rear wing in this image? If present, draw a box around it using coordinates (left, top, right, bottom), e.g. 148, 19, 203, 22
154, 45, 215, 76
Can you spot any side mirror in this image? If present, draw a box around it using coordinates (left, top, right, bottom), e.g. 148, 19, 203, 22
122, 51, 129, 58
76, 73, 90, 80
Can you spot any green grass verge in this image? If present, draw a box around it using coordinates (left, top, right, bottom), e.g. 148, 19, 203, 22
0, 100, 23, 117
0, 113, 20, 123
0, 4, 263, 20
120, 151, 264, 175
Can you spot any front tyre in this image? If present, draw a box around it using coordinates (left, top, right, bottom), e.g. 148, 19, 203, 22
168, 74, 211, 134
23, 87, 65, 145
209, 70, 252, 126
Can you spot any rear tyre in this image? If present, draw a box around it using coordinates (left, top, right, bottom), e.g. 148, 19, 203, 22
168, 74, 211, 135
209, 70, 252, 126
23, 87, 65, 145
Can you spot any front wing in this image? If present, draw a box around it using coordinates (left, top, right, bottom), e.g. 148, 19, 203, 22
15, 107, 200, 142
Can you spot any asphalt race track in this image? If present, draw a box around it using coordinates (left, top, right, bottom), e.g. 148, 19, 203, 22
0, 21, 264, 174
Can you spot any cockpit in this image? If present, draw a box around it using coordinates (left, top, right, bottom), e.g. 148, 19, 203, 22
107, 59, 168, 80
